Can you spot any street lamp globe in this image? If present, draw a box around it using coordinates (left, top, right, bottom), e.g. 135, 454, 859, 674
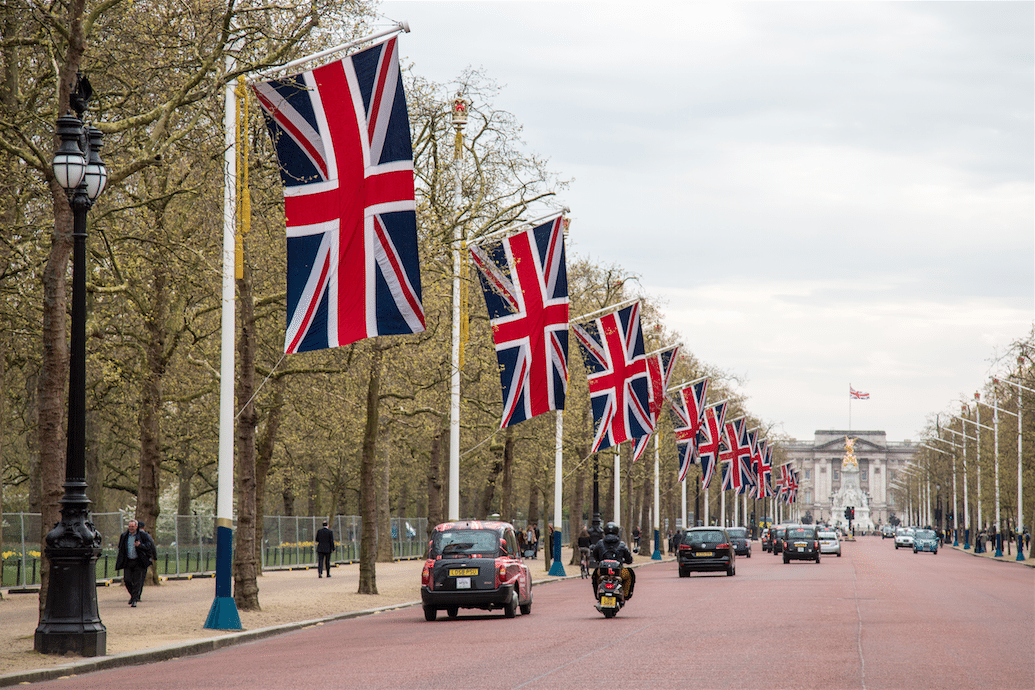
53, 113, 86, 191
83, 126, 107, 201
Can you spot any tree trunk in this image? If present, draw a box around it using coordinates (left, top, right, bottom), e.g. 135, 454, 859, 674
501, 427, 515, 522
137, 256, 168, 587
426, 426, 445, 536
37, 181, 73, 619
479, 445, 504, 519
527, 475, 539, 528
569, 443, 586, 565
358, 345, 383, 594
254, 377, 285, 573
376, 426, 393, 563
36, 0, 87, 621
233, 264, 260, 611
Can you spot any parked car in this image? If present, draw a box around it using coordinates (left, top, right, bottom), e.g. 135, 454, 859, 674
420, 521, 533, 621
817, 529, 841, 556
783, 525, 821, 563
913, 529, 939, 554
894, 527, 915, 549
677, 526, 736, 577
726, 526, 752, 558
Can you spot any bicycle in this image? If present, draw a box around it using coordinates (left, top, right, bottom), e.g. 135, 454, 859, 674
579, 547, 591, 579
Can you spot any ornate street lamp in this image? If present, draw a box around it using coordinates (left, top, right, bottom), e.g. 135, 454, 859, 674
34, 76, 108, 657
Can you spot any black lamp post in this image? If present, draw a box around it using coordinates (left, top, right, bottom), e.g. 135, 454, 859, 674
34, 80, 108, 657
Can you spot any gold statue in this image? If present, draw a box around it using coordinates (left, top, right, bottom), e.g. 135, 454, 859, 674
842, 435, 859, 471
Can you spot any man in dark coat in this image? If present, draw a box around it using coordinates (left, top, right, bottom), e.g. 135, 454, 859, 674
315, 521, 335, 577
115, 519, 155, 607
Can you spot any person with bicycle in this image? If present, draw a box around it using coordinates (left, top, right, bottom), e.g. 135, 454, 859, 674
577, 526, 592, 577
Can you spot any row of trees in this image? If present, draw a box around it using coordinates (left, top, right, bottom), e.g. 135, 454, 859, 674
908, 330, 1035, 543
0, 1, 781, 612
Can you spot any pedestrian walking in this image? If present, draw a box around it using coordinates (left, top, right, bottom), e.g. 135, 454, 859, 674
116, 519, 155, 607
315, 520, 335, 578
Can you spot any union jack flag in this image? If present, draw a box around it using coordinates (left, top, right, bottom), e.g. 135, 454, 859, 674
668, 378, 708, 481
469, 217, 569, 428
850, 385, 870, 400
631, 346, 680, 462
753, 438, 774, 499
254, 37, 424, 353
696, 401, 727, 489
777, 463, 797, 503
719, 418, 752, 494
572, 302, 652, 452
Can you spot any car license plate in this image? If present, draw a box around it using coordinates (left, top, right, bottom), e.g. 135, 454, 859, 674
696, 551, 713, 557
449, 568, 478, 577
601, 596, 616, 607
455, 577, 471, 589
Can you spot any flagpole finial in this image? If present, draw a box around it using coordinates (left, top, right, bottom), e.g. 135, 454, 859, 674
451, 92, 469, 160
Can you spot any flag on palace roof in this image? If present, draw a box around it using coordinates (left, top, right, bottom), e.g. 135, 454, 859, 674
469, 216, 569, 428
631, 346, 680, 462
572, 301, 652, 452
850, 385, 870, 400
254, 37, 424, 354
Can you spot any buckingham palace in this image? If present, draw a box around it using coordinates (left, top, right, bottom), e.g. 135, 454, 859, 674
781, 430, 918, 527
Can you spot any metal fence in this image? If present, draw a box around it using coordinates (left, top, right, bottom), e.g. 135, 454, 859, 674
0, 512, 428, 589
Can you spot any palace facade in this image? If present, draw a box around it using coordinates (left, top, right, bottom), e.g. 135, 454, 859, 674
781, 430, 917, 526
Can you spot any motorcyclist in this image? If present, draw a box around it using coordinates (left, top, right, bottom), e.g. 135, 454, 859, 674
591, 522, 635, 600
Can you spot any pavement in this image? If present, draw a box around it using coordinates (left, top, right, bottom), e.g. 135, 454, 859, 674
0, 546, 639, 687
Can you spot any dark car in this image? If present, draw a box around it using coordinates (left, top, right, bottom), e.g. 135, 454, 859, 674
420, 521, 533, 621
771, 525, 790, 555
677, 526, 736, 577
782, 525, 821, 563
726, 526, 752, 558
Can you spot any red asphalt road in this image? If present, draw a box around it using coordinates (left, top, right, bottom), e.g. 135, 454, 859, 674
31, 539, 1033, 690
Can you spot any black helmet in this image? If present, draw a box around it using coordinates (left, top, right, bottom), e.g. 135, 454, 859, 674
604, 522, 620, 537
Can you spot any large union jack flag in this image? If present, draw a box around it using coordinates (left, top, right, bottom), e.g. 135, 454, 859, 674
469, 217, 569, 428
254, 37, 424, 353
776, 463, 798, 503
572, 302, 652, 452
696, 401, 727, 489
668, 378, 708, 481
631, 346, 680, 462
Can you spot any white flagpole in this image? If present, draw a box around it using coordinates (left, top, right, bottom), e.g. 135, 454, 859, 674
681, 469, 688, 529
572, 297, 639, 324
614, 448, 621, 525
720, 484, 726, 527
548, 411, 566, 575
652, 433, 661, 559
205, 50, 242, 631
470, 208, 568, 247
250, 22, 410, 81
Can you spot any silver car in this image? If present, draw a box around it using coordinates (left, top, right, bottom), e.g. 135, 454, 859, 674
894, 527, 915, 549
818, 530, 841, 556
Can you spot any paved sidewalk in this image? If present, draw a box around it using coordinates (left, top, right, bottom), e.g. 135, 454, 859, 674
1, 546, 659, 686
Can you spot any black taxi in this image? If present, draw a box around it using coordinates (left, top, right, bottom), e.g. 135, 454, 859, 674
420, 521, 533, 621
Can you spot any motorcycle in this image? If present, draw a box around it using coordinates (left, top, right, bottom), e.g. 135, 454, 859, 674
594, 558, 626, 618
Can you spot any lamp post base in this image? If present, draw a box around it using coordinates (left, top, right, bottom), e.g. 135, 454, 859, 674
34, 546, 106, 657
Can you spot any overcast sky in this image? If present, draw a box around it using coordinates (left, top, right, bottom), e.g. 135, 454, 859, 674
378, 0, 1034, 442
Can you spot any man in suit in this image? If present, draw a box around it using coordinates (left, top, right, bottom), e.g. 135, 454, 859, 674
116, 519, 155, 607
315, 520, 335, 578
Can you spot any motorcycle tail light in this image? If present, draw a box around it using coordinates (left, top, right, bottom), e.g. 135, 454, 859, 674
604, 582, 615, 590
